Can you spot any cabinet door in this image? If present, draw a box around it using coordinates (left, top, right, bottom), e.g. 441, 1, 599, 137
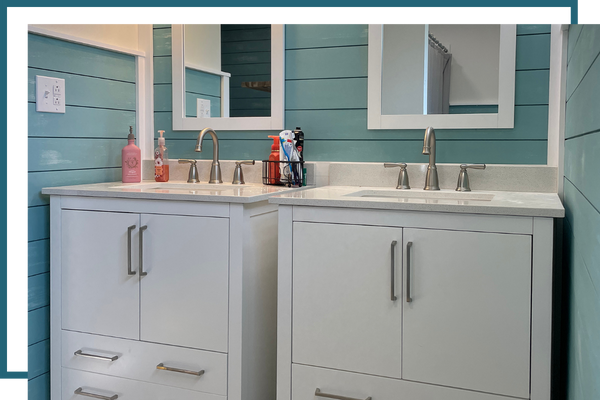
61, 210, 140, 339
292, 222, 402, 378
402, 228, 531, 398
140, 214, 229, 352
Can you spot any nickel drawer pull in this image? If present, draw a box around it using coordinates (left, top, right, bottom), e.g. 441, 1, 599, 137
127, 225, 136, 276
390, 240, 398, 301
156, 362, 205, 376
315, 388, 372, 400
74, 350, 119, 362
74, 387, 118, 400
139, 225, 148, 276
406, 241, 413, 303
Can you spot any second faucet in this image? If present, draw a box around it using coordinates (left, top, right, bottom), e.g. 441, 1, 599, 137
196, 127, 222, 183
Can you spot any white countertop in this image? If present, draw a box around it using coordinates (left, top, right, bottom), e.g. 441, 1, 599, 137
42, 181, 307, 204
269, 186, 565, 218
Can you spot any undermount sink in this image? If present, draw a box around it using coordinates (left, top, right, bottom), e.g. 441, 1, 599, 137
109, 183, 233, 191
346, 189, 495, 202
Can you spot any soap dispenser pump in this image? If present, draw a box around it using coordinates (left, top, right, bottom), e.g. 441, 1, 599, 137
154, 130, 169, 182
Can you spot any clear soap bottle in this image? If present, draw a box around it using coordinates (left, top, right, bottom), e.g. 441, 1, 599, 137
154, 130, 169, 182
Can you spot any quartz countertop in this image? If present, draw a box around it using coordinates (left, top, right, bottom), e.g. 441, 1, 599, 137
268, 186, 565, 218
42, 181, 307, 204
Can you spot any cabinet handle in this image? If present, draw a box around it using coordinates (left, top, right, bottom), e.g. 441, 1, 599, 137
74, 350, 118, 362
406, 241, 413, 303
139, 225, 148, 276
156, 362, 205, 376
126, 225, 136, 276
74, 387, 118, 400
390, 240, 398, 301
315, 388, 372, 400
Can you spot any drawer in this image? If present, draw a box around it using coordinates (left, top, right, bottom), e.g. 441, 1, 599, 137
292, 364, 518, 400
62, 330, 227, 396
62, 367, 226, 400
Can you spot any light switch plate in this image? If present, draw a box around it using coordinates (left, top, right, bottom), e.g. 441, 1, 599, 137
36, 76, 65, 113
196, 98, 211, 118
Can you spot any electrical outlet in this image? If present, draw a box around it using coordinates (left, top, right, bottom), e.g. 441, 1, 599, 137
196, 98, 211, 118
36, 76, 65, 113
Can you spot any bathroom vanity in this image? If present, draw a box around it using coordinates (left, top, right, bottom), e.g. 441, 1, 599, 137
270, 187, 564, 400
42, 181, 299, 400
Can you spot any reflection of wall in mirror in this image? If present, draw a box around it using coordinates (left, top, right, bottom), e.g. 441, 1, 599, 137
382, 25, 500, 116
222, 25, 272, 118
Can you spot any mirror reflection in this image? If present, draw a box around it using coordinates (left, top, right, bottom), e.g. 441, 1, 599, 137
382, 25, 500, 116
183, 24, 272, 119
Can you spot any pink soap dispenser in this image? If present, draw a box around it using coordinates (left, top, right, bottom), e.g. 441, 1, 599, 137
122, 126, 141, 183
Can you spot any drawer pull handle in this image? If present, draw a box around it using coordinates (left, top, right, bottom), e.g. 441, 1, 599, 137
315, 388, 371, 400
406, 241, 413, 303
390, 240, 397, 301
156, 362, 205, 376
126, 225, 136, 275
74, 350, 119, 362
74, 387, 118, 400
139, 225, 148, 276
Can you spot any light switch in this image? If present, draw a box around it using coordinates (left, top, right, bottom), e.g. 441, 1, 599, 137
36, 76, 65, 113
196, 98, 211, 118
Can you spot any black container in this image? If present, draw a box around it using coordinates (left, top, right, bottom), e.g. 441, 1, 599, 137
262, 160, 304, 187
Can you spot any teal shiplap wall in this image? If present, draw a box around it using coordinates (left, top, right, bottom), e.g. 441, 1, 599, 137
153, 24, 550, 164
185, 68, 221, 117
27, 34, 136, 399
563, 25, 600, 400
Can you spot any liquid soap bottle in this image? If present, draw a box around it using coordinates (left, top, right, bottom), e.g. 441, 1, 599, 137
268, 135, 281, 184
122, 126, 141, 183
154, 130, 169, 182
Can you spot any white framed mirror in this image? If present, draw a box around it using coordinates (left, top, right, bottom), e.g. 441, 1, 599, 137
171, 24, 284, 131
368, 24, 517, 130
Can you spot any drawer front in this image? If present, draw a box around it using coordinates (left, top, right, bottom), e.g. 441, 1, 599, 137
292, 364, 517, 400
63, 368, 226, 400
62, 330, 228, 396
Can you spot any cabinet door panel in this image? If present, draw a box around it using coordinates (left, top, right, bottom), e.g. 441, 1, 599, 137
403, 228, 531, 398
61, 210, 140, 339
292, 222, 402, 378
140, 214, 229, 352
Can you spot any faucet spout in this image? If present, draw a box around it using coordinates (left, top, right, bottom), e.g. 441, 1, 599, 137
422, 127, 440, 190
195, 127, 222, 183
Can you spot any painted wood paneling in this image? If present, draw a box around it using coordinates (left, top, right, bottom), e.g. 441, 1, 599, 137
563, 24, 600, 400
516, 25, 551, 35
185, 93, 221, 118
28, 240, 50, 276
29, 306, 50, 346
222, 51, 271, 65
230, 87, 271, 99
222, 27, 271, 42
230, 74, 270, 87
222, 24, 270, 31
28, 206, 49, 242
28, 103, 135, 138
28, 273, 50, 312
28, 339, 50, 380
28, 372, 50, 400
154, 84, 172, 112
222, 39, 271, 54
516, 34, 551, 70
286, 78, 367, 110
153, 28, 172, 56
230, 97, 270, 111
154, 56, 172, 84
286, 25, 368, 49
286, 46, 367, 80
28, 138, 123, 172
163, 138, 272, 161
515, 70, 550, 105
224, 62, 271, 76
185, 68, 221, 96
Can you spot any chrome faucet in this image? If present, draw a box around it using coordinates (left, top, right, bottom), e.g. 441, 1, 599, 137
422, 127, 440, 190
195, 127, 222, 183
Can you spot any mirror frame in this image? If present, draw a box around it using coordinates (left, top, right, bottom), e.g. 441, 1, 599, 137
171, 24, 285, 131
368, 24, 517, 130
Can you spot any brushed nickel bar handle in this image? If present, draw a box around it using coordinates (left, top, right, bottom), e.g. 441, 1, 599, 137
391, 240, 398, 301
156, 362, 205, 376
74, 387, 118, 400
315, 388, 372, 400
127, 225, 136, 276
139, 225, 148, 276
74, 350, 118, 362
406, 241, 413, 303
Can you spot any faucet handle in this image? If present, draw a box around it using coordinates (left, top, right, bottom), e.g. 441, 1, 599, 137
178, 159, 199, 183
384, 163, 410, 189
456, 164, 486, 192
232, 160, 255, 185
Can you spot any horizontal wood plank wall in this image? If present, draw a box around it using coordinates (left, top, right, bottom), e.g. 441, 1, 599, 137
27, 33, 136, 399
563, 25, 600, 400
155, 25, 549, 164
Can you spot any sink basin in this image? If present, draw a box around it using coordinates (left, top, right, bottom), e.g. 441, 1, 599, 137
346, 189, 494, 202
109, 183, 232, 192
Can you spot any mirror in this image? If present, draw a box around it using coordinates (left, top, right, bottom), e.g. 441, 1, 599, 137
368, 24, 516, 129
172, 24, 284, 131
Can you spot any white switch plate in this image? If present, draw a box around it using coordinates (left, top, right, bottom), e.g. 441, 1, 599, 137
196, 98, 211, 118
36, 76, 65, 113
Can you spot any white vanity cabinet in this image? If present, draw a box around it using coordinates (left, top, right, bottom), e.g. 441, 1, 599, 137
48, 194, 280, 400
277, 205, 556, 400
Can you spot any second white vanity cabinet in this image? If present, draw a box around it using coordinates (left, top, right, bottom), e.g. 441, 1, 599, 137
274, 194, 562, 400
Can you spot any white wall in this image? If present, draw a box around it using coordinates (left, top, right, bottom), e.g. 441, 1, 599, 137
28, 24, 141, 52
184, 24, 221, 71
